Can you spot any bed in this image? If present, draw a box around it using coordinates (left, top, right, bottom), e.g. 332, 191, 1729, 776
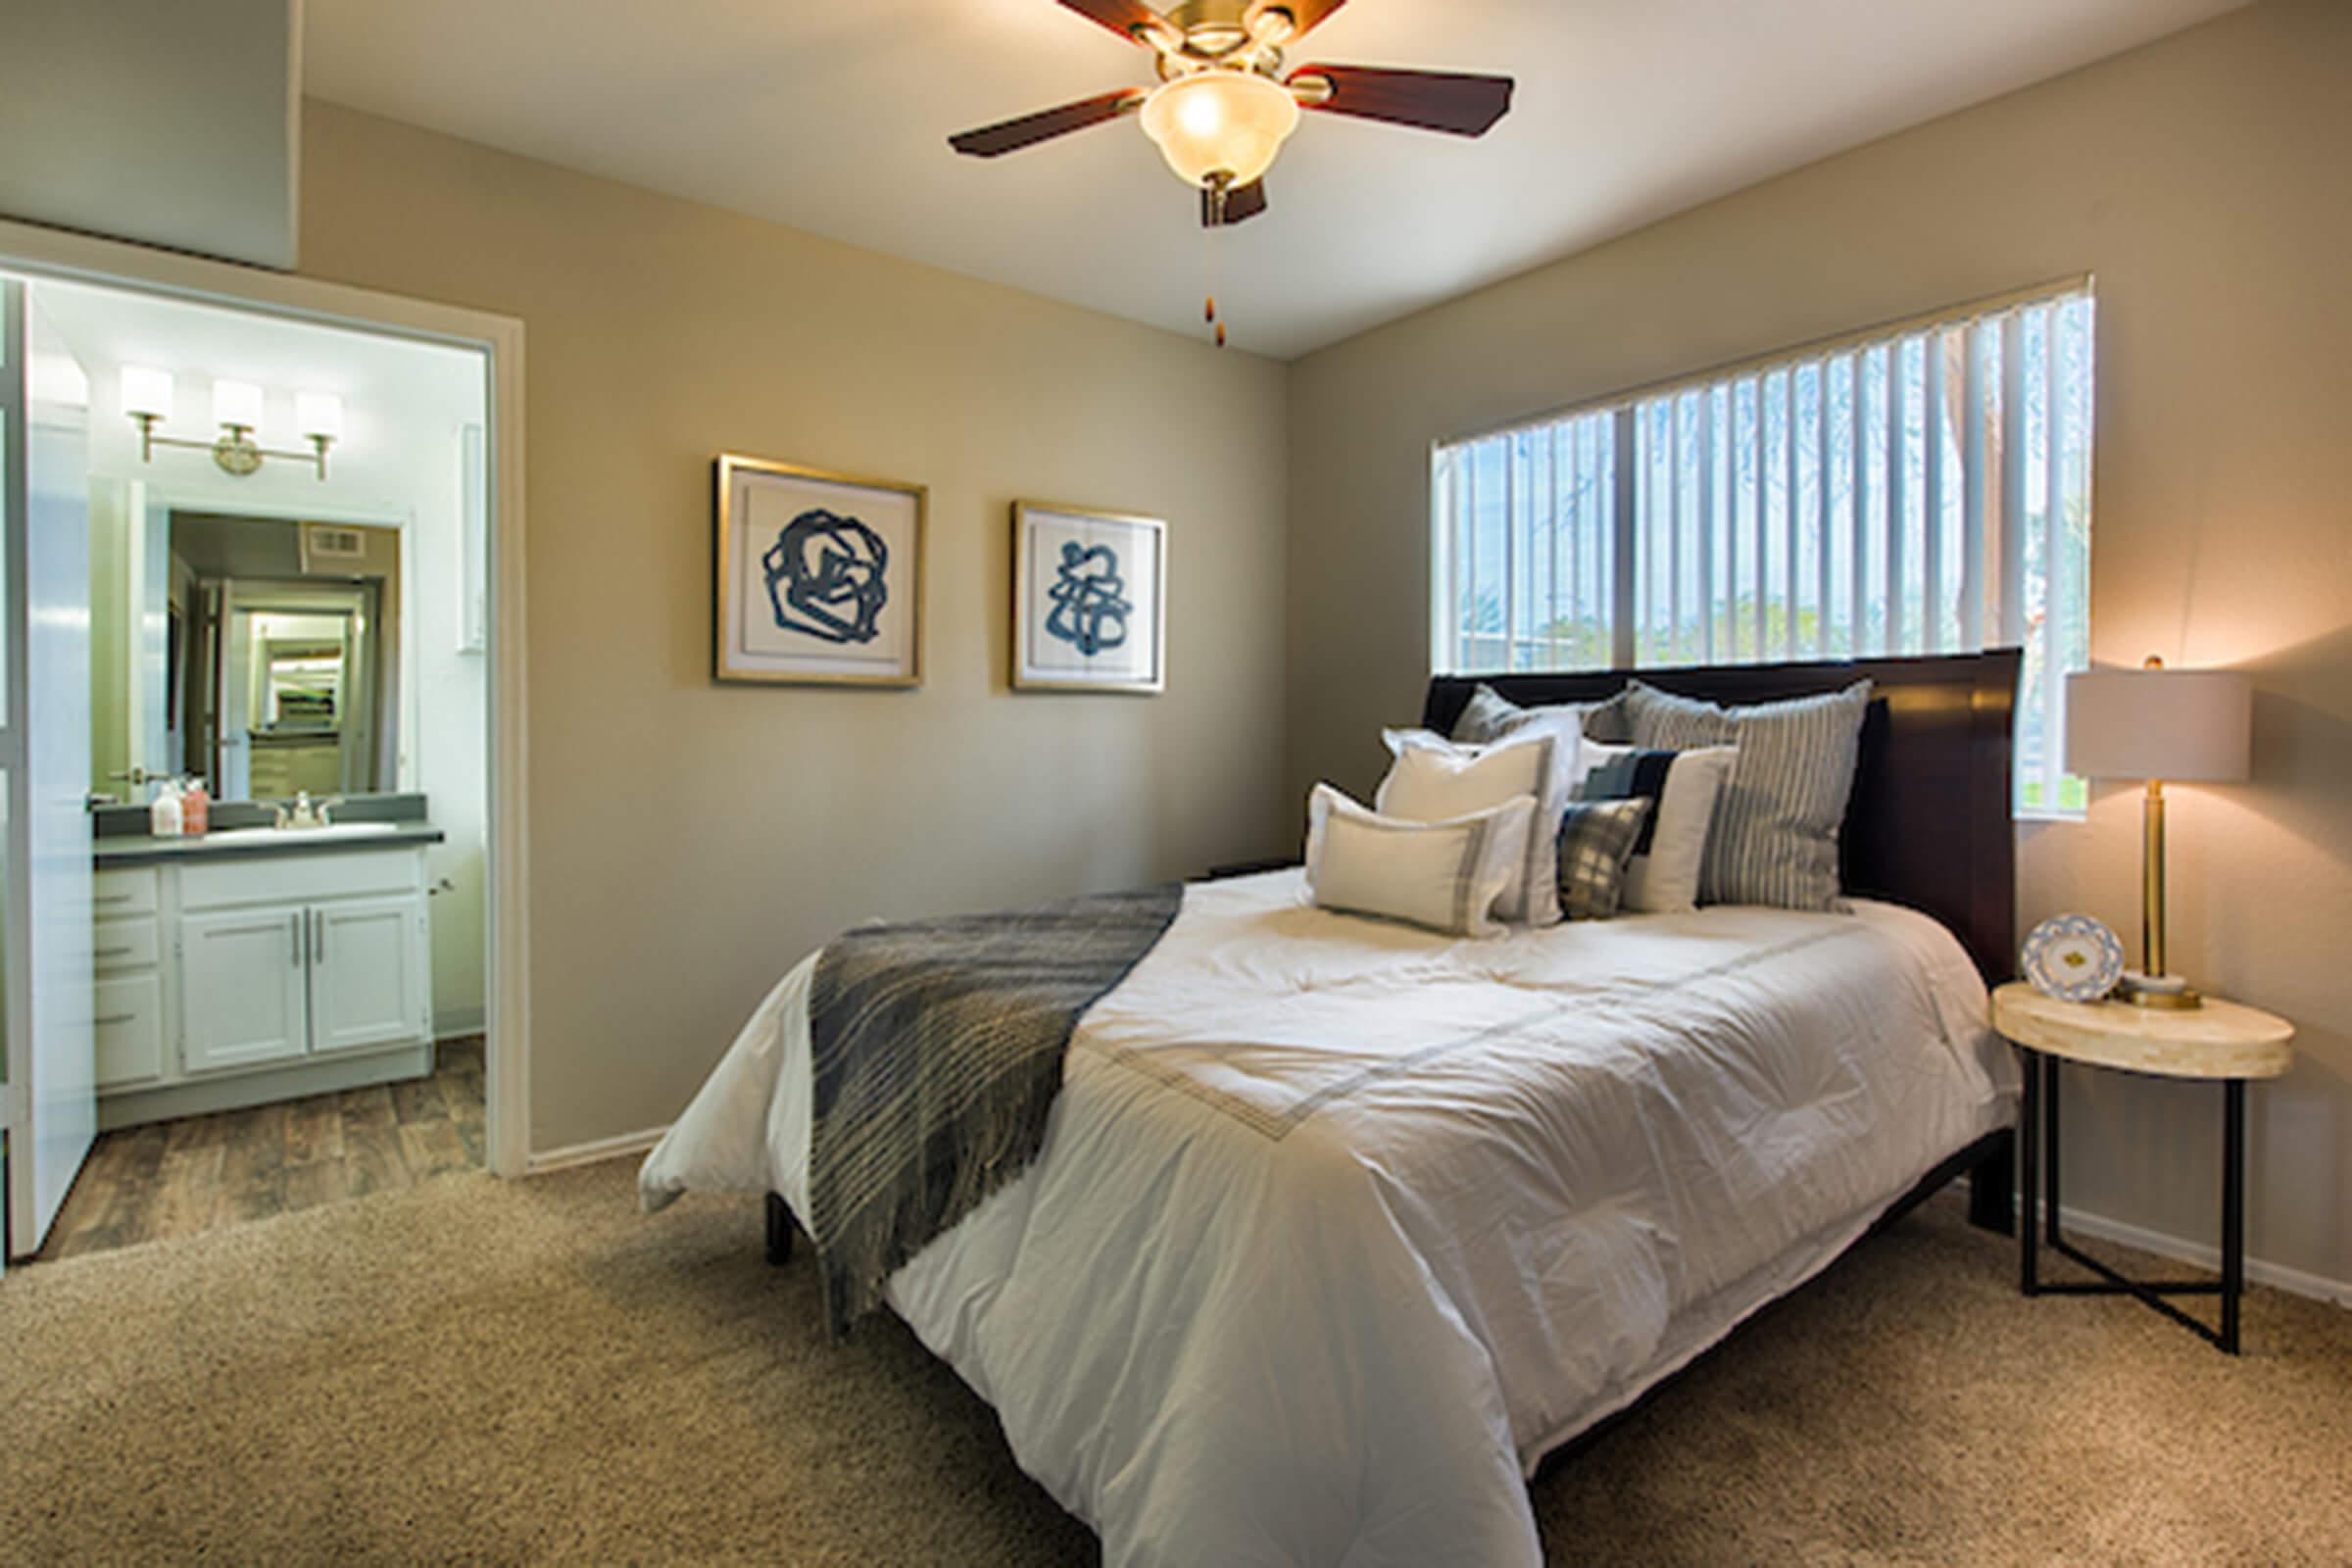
641, 651, 2024, 1568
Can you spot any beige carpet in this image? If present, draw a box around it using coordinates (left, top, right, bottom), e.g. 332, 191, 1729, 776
4, 1159, 2348, 1566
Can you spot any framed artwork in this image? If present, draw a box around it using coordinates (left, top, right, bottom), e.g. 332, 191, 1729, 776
713, 454, 925, 687
1011, 501, 1167, 695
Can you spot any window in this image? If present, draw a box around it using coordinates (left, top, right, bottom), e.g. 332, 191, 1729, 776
1432, 281, 2094, 816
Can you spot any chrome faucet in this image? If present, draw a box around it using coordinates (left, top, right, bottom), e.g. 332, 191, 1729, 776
271, 793, 343, 830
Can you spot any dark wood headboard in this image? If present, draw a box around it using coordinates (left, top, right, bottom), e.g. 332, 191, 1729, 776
1422, 651, 2021, 983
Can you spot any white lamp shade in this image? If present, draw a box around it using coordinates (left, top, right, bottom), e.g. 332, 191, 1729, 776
296, 391, 344, 441
2065, 666, 2251, 783
121, 365, 174, 420
1139, 72, 1299, 189
213, 378, 266, 431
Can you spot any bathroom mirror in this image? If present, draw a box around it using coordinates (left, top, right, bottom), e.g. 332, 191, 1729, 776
92, 510, 403, 804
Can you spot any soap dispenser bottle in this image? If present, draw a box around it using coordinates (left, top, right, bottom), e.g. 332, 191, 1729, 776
149, 777, 183, 838
181, 777, 211, 836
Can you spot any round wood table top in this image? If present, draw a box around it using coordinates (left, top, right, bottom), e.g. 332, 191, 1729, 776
1992, 982, 2295, 1081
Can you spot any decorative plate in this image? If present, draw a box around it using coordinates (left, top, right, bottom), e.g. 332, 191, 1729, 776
2021, 914, 2126, 1004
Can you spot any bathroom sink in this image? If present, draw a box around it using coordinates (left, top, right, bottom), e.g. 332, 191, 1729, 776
200, 821, 405, 843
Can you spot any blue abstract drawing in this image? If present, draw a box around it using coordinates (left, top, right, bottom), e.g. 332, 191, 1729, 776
763, 508, 889, 645
1044, 541, 1132, 657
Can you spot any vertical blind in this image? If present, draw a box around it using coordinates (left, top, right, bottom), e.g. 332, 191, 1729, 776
1432, 282, 2094, 815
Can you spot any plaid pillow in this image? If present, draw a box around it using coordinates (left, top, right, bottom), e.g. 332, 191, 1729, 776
1555, 797, 1654, 920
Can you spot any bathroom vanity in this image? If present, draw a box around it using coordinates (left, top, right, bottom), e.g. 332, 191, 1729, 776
93, 808, 445, 1130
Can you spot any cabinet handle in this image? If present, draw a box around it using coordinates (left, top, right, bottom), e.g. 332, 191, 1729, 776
95, 945, 133, 959
95, 892, 133, 906
292, 915, 304, 968
95, 1012, 137, 1027
314, 909, 327, 965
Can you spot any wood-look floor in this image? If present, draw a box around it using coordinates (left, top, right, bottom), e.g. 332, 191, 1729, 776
34, 1038, 485, 1263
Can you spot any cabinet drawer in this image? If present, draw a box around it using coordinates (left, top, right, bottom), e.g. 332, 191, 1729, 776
92, 915, 161, 972
95, 972, 167, 1090
93, 866, 161, 917
180, 848, 424, 911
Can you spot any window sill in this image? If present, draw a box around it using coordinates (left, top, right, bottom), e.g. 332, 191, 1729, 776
2015, 808, 2087, 826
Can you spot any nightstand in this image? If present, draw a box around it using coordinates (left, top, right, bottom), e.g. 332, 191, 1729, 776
1992, 982, 2294, 1354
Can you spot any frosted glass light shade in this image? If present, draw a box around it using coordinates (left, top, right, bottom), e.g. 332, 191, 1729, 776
1140, 72, 1299, 189
296, 391, 344, 441
2066, 666, 2251, 783
122, 365, 174, 420
213, 378, 265, 431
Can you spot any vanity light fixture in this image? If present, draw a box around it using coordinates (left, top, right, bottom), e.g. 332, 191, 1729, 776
122, 367, 342, 480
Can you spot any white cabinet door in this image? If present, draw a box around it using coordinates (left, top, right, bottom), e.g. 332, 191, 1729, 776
309, 896, 426, 1055
179, 906, 309, 1074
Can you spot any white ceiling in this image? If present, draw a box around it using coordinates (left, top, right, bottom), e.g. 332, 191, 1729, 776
304, 0, 2246, 361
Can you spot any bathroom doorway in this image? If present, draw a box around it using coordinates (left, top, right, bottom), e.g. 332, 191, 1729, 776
1, 221, 526, 1269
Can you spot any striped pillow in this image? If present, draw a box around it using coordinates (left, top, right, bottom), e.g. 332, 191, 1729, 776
1624, 679, 1873, 911
1450, 684, 1633, 747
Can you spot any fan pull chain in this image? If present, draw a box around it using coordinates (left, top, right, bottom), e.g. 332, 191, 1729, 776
1204, 183, 1228, 349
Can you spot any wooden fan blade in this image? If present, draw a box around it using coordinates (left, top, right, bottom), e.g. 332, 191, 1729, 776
1200, 177, 1269, 227
1291, 65, 1514, 136
1245, 0, 1348, 42
1056, 0, 1176, 46
949, 89, 1147, 158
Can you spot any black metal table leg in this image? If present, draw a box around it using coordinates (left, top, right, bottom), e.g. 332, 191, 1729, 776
2043, 1054, 2063, 1251
2018, 1045, 2039, 1296
2222, 1079, 2245, 1355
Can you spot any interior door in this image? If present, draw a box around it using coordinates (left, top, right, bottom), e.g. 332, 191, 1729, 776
216, 583, 252, 801
178, 906, 309, 1075
310, 895, 427, 1054
3, 282, 97, 1260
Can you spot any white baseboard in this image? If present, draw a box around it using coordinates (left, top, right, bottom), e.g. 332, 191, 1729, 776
433, 1004, 487, 1043
525, 1123, 669, 1175
2045, 1200, 2352, 1308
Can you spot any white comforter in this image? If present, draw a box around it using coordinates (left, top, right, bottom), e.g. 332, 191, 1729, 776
641, 873, 2012, 1567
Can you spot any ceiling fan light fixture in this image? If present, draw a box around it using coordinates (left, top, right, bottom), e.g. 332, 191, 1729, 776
1139, 71, 1299, 189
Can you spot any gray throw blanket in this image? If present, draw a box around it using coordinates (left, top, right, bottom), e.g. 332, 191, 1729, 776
807, 883, 1183, 1335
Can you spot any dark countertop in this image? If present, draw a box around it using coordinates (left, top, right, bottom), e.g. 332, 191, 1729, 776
91, 793, 444, 869
94, 821, 446, 868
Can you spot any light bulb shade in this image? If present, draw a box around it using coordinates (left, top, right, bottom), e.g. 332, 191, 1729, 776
213, 378, 265, 431
2065, 666, 2252, 783
296, 391, 344, 441
1140, 72, 1299, 189
122, 365, 174, 420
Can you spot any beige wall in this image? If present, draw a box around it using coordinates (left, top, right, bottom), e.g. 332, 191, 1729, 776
296, 103, 1291, 1152
1286, 1, 2351, 1290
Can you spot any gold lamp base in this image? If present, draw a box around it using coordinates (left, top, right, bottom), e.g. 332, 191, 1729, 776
2132, 769, 2203, 1009
2121, 975, 2203, 1010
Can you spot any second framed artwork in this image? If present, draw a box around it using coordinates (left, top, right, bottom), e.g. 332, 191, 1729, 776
1011, 501, 1167, 695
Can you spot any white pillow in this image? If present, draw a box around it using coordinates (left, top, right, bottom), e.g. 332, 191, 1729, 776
1571, 743, 1736, 914
1375, 725, 1580, 926
1305, 785, 1535, 938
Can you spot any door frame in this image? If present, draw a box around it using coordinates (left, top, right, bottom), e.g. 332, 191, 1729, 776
0, 215, 532, 1180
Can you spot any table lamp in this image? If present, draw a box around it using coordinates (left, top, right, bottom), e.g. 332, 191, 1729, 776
2065, 657, 2252, 1008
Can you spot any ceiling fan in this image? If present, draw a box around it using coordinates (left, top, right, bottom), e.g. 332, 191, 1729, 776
949, 0, 1516, 233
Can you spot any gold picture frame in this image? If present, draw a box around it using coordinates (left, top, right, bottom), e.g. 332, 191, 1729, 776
713, 453, 926, 688
1010, 500, 1167, 696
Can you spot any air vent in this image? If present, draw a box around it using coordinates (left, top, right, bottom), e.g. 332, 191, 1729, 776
301, 524, 367, 571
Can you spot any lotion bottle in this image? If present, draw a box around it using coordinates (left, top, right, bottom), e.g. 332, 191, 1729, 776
149, 778, 183, 838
